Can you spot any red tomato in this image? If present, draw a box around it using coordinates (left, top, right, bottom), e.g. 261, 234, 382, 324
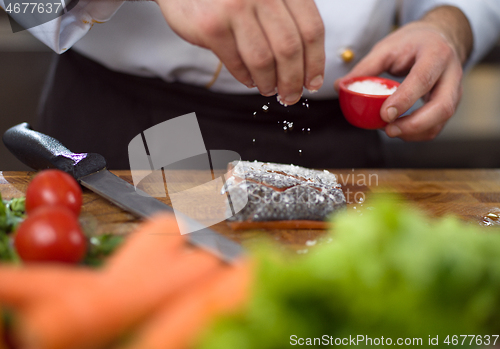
14, 206, 87, 264
26, 169, 82, 216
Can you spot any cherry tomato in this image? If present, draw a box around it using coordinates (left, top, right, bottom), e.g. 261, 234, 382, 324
26, 169, 82, 216
14, 206, 87, 264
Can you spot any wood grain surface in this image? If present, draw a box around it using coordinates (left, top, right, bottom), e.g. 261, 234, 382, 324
2, 169, 500, 251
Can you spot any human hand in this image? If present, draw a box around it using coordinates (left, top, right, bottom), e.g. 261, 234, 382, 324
335, 6, 473, 141
154, 0, 325, 105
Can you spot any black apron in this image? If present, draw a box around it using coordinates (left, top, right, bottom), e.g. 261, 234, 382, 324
38, 50, 384, 170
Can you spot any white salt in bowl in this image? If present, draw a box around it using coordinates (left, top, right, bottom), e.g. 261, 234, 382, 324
339, 76, 400, 129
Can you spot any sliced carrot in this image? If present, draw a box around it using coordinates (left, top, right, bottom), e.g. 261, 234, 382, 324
0, 214, 248, 349
12, 214, 224, 349
122, 259, 253, 349
104, 213, 186, 274
0, 266, 97, 309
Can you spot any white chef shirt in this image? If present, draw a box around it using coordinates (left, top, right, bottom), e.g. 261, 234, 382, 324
2, 0, 500, 99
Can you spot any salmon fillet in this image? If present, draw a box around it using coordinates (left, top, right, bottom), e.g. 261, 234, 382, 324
224, 161, 346, 230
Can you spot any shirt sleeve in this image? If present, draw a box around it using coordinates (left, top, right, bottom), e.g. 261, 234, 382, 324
400, 0, 500, 68
0, 0, 122, 53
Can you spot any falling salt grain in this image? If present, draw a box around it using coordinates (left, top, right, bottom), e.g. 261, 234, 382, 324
305, 240, 316, 247
302, 99, 309, 109
297, 249, 309, 254
277, 95, 289, 107
262, 105, 269, 112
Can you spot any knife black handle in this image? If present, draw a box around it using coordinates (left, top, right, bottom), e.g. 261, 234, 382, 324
2, 123, 106, 180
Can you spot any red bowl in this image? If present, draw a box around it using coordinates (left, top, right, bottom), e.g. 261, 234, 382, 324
339, 76, 400, 130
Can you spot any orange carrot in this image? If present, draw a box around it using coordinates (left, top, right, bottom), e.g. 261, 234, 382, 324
11, 214, 224, 349
0, 266, 97, 309
104, 213, 186, 273
122, 258, 253, 349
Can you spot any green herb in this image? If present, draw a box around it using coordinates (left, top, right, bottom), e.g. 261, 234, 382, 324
1, 308, 15, 345
0, 193, 25, 235
83, 234, 124, 267
196, 195, 500, 349
0, 193, 124, 266
0, 232, 19, 263
0, 193, 25, 263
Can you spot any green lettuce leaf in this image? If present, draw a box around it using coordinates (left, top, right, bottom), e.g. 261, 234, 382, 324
196, 196, 500, 348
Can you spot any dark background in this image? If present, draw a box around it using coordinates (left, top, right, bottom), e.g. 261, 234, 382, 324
1, 9, 500, 170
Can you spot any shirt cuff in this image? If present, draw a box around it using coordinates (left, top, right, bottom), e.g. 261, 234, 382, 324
400, 0, 500, 69
0, 0, 122, 53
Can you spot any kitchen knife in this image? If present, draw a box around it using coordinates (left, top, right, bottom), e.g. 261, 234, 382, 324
2, 123, 242, 262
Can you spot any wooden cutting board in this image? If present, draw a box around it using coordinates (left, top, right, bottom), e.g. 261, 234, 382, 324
2, 169, 500, 251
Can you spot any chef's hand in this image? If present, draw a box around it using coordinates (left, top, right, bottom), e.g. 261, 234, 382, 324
155, 0, 325, 105
335, 6, 473, 141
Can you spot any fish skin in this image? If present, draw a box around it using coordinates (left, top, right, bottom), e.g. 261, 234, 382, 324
225, 161, 346, 223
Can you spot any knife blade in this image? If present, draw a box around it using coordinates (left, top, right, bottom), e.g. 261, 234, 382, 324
2, 123, 242, 263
